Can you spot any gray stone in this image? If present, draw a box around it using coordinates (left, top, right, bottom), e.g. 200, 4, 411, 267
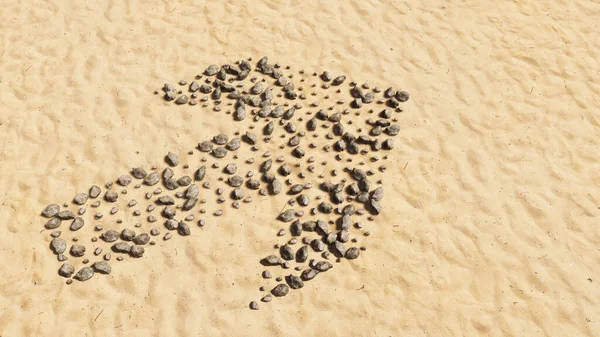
315, 261, 333, 272
164, 219, 179, 231
332, 75, 346, 86
280, 245, 294, 261
50, 238, 67, 254
70, 217, 84, 231
395, 90, 410, 102
89, 185, 101, 198
224, 163, 237, 174
73, 194, 88, 205
177, 221, 191, 236
104, 191, 118, 202
195, 166, 207, 181
92, 261, 111, 274
345, 247, 360, 259
271, 284, 290, 297
162, 206, 176, 219
296, 246, 308, 263
45, 217, 61, 229
231, 188, 244, 200
70, 244, 86, 257
185, 184, 199, 199
143, 172, 160, 186
175, 95, 189, 105
42, 204, 61, 218
228, 175, 244, 187
58, 263, 75, 277
301, 269, 318, 281
226, 138, 241, 151
269, 179, 282, 195
74, 267, 94, 281
213, 134, 228, 145
130, 245, 144, 258
182, 198, 198, 211
117, 175, 132, 186
205, 65, 219, 76
133, 233, 150, 245
121, 228, 136, 241
287, 275, 304, 289
212, 147, 227, 158
260, 159, 272, 173
101, 230, 120, 242
198, 141, 213, 152
56, 210, 75, 220
157, 196, 175, 205
177, 176, 192, 186
261, 255, 282, 266
279, 209, 296, 222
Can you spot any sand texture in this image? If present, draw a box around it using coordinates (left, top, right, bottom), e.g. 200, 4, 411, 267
1, 0, 600, 336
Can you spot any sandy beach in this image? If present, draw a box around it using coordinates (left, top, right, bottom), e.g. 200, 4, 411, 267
1, 0, 599, 336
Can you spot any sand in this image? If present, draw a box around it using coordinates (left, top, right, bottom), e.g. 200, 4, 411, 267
1, 0, 600, 336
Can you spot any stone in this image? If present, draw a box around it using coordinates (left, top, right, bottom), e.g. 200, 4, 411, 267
280, 245, 294, 261
177, 176, 192, 186
231, 188, 244, 200
226, 175, 243, 187
117, 175, 132, 187
271, 284, 290, 297
133, 233, 150, 245
185, 184, 199, 199
198, 141, 213, 152
175, 95, 189, 105
162, 206, 176, 219
56, 210, 75, 220
301, 269, 318, 281
58, 263, 75, 277
45, 217, 61, 229
371, 187, 384, 201
224, 163, 237, 175
143, 172, 160, 186
290, 220, 302, 236
395, 90, 410, 102
157, 196, 175, 205
70, 244, 86, 257
287, 275, 304, 289
296, 246, 308, 263
89, 185, 101, 198
311, 239, 325, 252
249, 301, 259, 310
130, 245, 144, 258
182, 198, 198, 211
315, 261, 333, 272
50, 238, 67, 254
261, 255, 282, 266
226, 138, 241, 151
178, 221, 191, 236
270, 179, 282, 195
70, 217, 84, 231
74, 267, 94, 281
195, 166, 207, 181
117, 229, 135, 242
320, 71, 333, 82
205, 65, 219, 76
164, 219, 179, 230
212, 147, 227, 158
101, 230, 120, 242
279, 209, 296, 222
103, 191, 118, 203
213, 134, 228, 145
345, 247, 360, 259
